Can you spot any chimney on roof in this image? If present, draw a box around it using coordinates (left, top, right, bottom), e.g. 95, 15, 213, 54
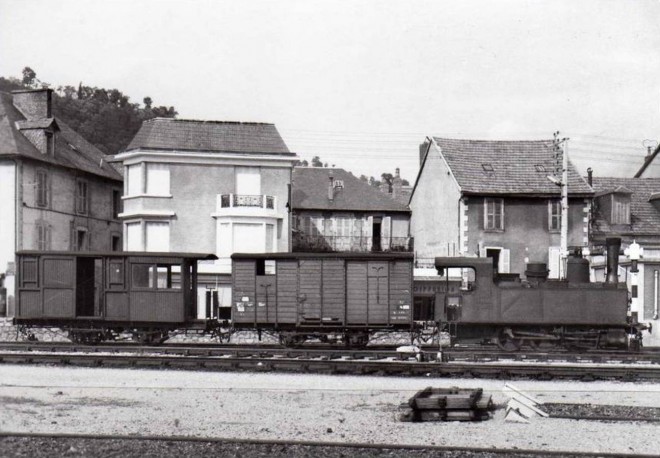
587, 168, 593, 186
648, 146, 653, 157
392, 167, 402, 199
328, 173, 334, 201
12, 88, 52, 120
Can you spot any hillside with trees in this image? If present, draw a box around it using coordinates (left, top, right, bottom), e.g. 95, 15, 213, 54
0, 67, 177, 155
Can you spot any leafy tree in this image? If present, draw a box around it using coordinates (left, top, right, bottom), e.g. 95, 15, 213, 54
311, 156, 323, 167
21, 67, 36, 87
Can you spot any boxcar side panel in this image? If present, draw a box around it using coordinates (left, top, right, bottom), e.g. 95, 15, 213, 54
346, 261, 368, 324
298, 259, 322, 321
276, 260, 298, 324
42, 289, 74, 317
232, 259, 257, 324
41, 257, 76, 318
367, 261, 389, 324
389, 260, 412, 324
321, 260, 345, 323
583, 288, 628, 324
256, 274, 276, 323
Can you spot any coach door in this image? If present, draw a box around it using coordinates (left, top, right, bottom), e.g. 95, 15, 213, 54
76, 257, 103, 318
298, 259, 321, 322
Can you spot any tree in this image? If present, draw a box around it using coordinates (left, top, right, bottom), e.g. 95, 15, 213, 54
143, 97, 152, 109
311, 156, 323, 167
21, 67, 36, 87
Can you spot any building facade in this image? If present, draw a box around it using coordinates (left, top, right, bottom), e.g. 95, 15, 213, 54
0, 89, 123, 316
589, 176, 660, 346
410, 137, 593, 276
291, 167, 412, 253
110, 118, 297, 318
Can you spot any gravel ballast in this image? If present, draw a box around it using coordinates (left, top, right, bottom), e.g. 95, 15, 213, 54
0, 364, 659, 455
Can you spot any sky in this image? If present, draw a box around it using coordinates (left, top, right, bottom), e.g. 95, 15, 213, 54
1, 0, 659, 183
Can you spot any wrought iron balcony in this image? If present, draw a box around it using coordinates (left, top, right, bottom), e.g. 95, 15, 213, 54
292, 234, 413, 253
219, 194, 275, 209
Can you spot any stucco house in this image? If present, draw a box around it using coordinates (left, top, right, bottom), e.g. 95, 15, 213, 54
0, 88, 123, 316
109, 117, 297, 318
291, 167, 412, 253
410, 137, 593, 277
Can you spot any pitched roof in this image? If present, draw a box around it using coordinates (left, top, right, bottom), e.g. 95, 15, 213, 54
591, 177, 660, 236
0, 92, 122, 181
292, 167, 410, 213
126, 118, 294, 155
431, 137, 593, 196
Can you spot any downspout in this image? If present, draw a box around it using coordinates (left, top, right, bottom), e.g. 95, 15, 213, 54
654, 270, 659, 320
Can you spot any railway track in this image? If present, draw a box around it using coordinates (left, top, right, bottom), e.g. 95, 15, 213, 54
1, 341, 659, 365
0, 345, 659, 380
2, 432, 657, 458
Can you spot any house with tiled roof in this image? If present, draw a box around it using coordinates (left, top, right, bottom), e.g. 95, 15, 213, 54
0, 88, 123, 316
291, 167, 411, 253
110, 117, 298, 318
410, 137, 594, 277
589, 176, 660, 345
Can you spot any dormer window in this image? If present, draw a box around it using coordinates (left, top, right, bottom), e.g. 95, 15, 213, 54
333, 179, 344, 189
612, 194, 630, 224
45, 131, 54, 156
482, 164, 494, 172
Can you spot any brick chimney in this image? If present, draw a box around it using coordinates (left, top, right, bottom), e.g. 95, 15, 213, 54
419, 141, 429, 166
392, 167, 402, 199
12, 88, 52, 119
328, 173, 334, 201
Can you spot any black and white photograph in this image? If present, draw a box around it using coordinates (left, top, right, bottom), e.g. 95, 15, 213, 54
0, 0, 659, 456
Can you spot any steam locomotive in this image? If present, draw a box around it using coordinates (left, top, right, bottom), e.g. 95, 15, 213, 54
11, 237, 647, 350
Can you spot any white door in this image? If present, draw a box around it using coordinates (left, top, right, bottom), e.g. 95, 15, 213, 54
548, 246, 561, 279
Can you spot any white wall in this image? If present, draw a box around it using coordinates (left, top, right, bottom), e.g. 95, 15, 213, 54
410, 142, 462, 260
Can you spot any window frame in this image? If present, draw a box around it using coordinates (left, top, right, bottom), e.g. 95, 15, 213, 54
36, 223, 51, 250
548, 199, 561, 232
75, 179, 89, 215
611, 195, 631, 225
35, 169, 49, 208
484, 198, 504, 231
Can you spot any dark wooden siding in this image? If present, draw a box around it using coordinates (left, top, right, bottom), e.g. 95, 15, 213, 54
43, 258, 74, 287
106, 292, 129, 319
232, 260, 256, 324
389, 260, 412, 323
129, 291, 184, 322
276, 260, 298, 324
299, 259, 322, 320
367, 261, 389, 324
346, 261, 368, 324
321, 260, 345, 323
256, 275, 277, 323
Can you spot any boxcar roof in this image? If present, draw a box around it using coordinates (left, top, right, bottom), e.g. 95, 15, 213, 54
16, 251, 218, 260
232, 252, 414, 260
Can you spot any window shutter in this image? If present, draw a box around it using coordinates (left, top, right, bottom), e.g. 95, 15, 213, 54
382, 216, 391, 250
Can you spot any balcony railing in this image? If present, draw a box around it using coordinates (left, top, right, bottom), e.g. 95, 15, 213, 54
219, 194, 275, 209
293, 234, 414, 253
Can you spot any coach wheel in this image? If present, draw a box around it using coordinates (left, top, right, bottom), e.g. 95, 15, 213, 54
496, 330, 522, 352
279, 333, 305, 347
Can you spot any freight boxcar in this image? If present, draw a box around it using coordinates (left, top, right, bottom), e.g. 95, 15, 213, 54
231, 252, 414, 346
14, 251, 217, 344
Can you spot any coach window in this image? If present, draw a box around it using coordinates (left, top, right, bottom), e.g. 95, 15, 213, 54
109, 260, 124, 287
156, 264, 181, 289
132, 264, 153, 288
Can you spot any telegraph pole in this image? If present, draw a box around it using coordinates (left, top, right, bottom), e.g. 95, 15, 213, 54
551, 132, 569, 279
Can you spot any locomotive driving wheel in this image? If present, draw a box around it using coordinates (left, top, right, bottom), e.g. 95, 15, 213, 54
495, 329, 522, 352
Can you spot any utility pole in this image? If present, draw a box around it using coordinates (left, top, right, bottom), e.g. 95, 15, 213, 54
550, 132, 569, 279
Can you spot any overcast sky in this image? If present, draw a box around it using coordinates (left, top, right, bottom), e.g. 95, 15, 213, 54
1, 0, 659, 182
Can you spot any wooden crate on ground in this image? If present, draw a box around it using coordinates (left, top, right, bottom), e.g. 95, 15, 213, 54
399, 386, 493, 422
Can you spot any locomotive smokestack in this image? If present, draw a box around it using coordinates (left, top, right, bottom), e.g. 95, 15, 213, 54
606, 237, 621, 283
